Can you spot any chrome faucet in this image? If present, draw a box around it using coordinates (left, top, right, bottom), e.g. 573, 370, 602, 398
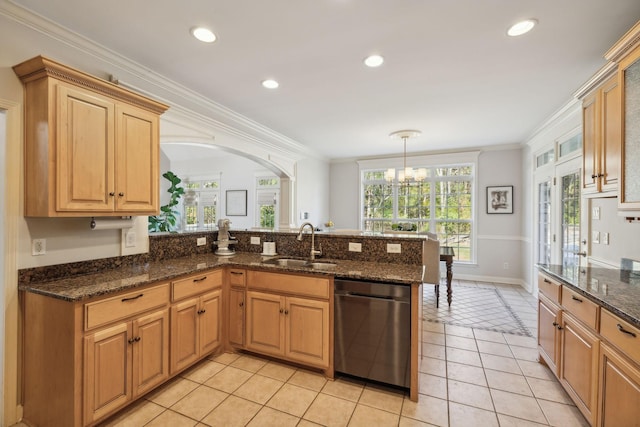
297, 222, 322, 261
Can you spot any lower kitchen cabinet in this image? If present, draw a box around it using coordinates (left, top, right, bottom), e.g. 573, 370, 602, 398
170, 289, 222, 373
559, 312, 600, 425
598, 342, 640, 426
83, 308, 169, 425
246, 290, 330, 368
228, 287, 246, 347
538, 294, 562, 376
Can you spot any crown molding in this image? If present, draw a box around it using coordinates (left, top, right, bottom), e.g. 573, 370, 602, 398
1, 0, 324, 161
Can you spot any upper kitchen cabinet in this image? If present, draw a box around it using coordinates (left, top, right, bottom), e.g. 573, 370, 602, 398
580, 73, 621, 196
13, 56, 169, 217
604, 21, 640, 211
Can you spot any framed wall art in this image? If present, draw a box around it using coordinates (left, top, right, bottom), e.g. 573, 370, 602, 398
487, 185, 513, 214
226, 190, 247, 216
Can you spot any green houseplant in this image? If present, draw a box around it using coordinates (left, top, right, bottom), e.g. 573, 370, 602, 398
148, 171, 185, 232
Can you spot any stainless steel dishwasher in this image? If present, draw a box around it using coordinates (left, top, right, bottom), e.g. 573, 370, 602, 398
334, 278, 411, 388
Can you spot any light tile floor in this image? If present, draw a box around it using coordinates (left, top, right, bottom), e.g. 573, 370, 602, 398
18, 280, 591, 427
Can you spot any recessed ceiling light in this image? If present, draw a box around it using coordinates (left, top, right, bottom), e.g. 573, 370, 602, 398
191, 27, 216, 43
507, 19, 537, 37
364, 55, 384, 67
262, 79, 279, 89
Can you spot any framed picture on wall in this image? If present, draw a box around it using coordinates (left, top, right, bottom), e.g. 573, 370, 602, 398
487, 185, 513, 214
226, 190, 247, 216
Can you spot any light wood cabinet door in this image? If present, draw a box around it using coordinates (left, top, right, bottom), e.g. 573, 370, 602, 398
559, 313, 600, 425
84, 322, 132, 425
199, 290, 222, 355
246, 291, 285, 356
285, 297, 329, 368
170, 290, 222, 374
583, 91, 598, 193
115, 104, 158, 213
132, 309, 169, 397
57, 84, 115, 212
582, 75, 621, 195
229, 288, 245, 347
538, 296, 561, 376
171, 297, 200, 373
597, 343, 640, 427
600, 77, 621, 192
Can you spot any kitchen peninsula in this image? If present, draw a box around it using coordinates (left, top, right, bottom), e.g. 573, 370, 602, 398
18, 230, 439, 427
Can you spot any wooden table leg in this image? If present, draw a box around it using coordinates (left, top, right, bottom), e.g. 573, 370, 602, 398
446, 259, 453, 306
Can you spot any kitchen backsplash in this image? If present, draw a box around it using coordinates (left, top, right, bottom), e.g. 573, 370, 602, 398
18, 229, 425, 285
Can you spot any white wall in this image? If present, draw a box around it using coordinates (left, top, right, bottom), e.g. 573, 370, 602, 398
589, 197, 640, 267
329, 161, 361, 229
295, 157, 331, 228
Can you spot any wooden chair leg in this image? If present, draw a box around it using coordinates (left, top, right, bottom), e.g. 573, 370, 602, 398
435, 284, 440, 308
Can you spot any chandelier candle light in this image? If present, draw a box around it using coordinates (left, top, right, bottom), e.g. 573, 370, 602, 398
385, 130, 426, 185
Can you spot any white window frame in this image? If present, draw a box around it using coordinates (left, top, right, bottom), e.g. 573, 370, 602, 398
358, 151, 479, 264
255, 175, 280, 228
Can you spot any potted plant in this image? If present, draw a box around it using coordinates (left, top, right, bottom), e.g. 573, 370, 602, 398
148, 171, 185, 232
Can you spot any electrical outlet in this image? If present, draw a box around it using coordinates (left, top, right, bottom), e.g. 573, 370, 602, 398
251, 236, 261, 245
602, 232, 609, 245
197, 237, 206, 246
32, 239, 46, 256
348, 242, 362, 252
125, 230, 136, 248
386, 243, 401, 253
592, 207, 600, 220
592, 231, 600, 244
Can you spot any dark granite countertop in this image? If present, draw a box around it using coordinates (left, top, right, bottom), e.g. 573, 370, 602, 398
19, 252, 424, 302
537, 264, 640, 329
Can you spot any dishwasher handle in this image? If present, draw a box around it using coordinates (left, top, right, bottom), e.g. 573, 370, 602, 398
346, 291, 394, 300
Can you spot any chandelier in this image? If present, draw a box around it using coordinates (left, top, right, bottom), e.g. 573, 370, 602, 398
384, 130, 426, 185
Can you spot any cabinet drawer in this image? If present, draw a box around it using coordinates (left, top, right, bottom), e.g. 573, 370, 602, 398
85, 283, 169, 330
601, 309, 640, 363
561, 287, 599, 330
248, 270, 329, 299
172, 269, 222, 301
538, 273, 562, 304
229, 269, 246, 287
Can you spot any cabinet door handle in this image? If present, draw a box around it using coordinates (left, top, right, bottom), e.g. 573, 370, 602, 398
239, 301, 244, 307
556, 324, 563, 330
543, 278, 551, 284
591, 174, 597, 179
128, 337, 136, 344
284, 309, 289, 315
109, 192, 115, 197
122, 294, 143, 302
118, 192, 124, 197
552, 322, 559, 327
279, 308, 284, 314
617, 324, 637, 338
230, 271, 243, 275
571, 295, 583, 303
193, 276, 207, 282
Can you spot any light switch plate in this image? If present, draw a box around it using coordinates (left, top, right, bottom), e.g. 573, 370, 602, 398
592, 231, 600, 244
387, 243, 401, 253
125, 230, 136, 248
592, 207, 600, 220
251, 236, 261, 245
602, 232, 609, 245
197, 237, 206, 246
348, 242, 362, 252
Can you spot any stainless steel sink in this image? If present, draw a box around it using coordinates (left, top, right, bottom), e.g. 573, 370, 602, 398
308, 262, 337, 270
262, 257, 337, 269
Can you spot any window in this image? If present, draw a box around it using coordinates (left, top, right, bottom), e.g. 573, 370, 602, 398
256, 176, 279, 228
537, 180, 552, 265
182, 178, 220, 230
362, 164, 474, 262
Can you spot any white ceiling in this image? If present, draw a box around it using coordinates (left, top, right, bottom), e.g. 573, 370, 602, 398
8, 0, 640, 159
